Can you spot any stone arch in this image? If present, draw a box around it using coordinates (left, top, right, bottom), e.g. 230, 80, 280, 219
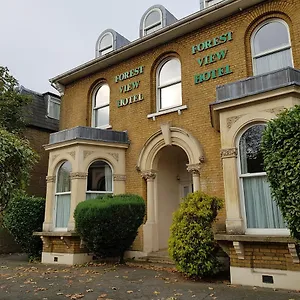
137, 126, 204, 172
82, 152, 118, 174
49, 153, 76, 177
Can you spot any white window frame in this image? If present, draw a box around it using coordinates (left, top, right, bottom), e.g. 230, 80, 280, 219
98, 32, 113, 56
143, 8, 163, 36
54, 161, 71, 232
156, 57, 182, 112
92, 84, 111, 129
237, 123, 289, 236
86, 160, 113, 200
47, 95, 60, 120
251, 18, 293, 75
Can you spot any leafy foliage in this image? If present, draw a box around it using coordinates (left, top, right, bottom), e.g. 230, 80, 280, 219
261, 106, 300, 241
0, 128, 38, 212
168, 191, 223, 278
0, 66, 31, 133
3, 192, 45, 256
74, 194, 145, 263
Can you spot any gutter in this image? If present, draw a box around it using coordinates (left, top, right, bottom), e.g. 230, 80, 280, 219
49, 0, 266, 89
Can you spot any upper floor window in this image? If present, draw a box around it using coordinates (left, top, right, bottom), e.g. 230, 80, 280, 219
48, 96, 60, 120
238, 124, 286, 233
143, 9, 163, 36
92, 84, 110, 128
98, 33, 113, 56
157, 58, 182, 111
251, 19, 293, 75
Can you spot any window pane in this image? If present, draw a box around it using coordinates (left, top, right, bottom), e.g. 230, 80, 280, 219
254, 49, 293, 75
87, 161, 112, 192
48, 100, 60, 120
145, 24, 162, 35
55, 194, 71, 228
159, 59, 181, 86
243, 176, 286, 229
160, 82, 182, 110
239, 125, 265, 174
145, 10, 161, 28
95, 84, 110, 107
254, 21, 290, 55
94, 106, 109, 127
57, 161, 72, 193
100, 34, 112, 50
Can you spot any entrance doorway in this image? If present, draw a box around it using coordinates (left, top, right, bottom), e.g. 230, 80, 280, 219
156, 145, 192, 250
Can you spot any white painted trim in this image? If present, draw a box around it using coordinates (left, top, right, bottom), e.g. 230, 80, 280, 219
147, 105, 187, 120
230, 266, 300, 290
42, 252, 93, 265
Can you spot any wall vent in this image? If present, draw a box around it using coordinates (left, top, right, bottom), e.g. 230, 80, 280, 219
262, 275, 274, 284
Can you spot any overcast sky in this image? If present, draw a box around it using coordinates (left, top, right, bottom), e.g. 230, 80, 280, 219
0, 0, 200, 94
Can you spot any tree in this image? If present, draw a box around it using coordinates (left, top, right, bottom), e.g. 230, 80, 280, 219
261, 106, 300, 241
0, 66, 31, 133
0, 128, 38, 213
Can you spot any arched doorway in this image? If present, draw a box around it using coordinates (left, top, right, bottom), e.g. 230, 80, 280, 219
156, 145, 191, 250
137, 125, 204, 253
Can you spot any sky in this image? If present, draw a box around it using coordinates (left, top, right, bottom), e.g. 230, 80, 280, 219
0, 0, 200, 94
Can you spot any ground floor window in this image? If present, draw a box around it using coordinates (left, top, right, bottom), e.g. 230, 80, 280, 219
238, 124, 286, 232
86, 161, 113, 199
55, 161, 71, 230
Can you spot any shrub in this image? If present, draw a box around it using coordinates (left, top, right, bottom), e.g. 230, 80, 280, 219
74, 194, 145, 263
168, 191, 223, 278
261, 105, 300, 241
3, 192, 45, 257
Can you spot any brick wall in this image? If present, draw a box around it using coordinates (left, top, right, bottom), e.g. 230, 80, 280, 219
42, 236, 88, 254
230, 242, 300, 271
24, 127, 52, 198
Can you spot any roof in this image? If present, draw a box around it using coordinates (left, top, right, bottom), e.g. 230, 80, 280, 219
50, 0, 266, 88
20, 86, 60, 132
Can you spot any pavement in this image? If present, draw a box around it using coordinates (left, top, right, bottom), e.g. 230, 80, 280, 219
0, 254, 299, 300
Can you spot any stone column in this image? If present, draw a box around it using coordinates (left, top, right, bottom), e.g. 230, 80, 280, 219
141, 170, 159, 253
68, 172, 88, 231
221, 148, 245, 234
43, 175, 56, 231
187, 163, 201, 192
113, 174, 126, 194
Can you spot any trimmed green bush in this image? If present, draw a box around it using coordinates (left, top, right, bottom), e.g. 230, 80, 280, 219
3, 192, 45, 257
169, 191, 223, 278
74, 194, 145, 263
262, 105, 300, 241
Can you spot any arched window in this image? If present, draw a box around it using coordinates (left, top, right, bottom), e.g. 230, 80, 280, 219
157, 58, 182, 111
86, 161, 113, 199
238, 125, 286, 233
143, 9, 163, 36
98, 33, 113, 56
92, 84, 110, 128
251, 19, 293, 75
55, 161, 72, 230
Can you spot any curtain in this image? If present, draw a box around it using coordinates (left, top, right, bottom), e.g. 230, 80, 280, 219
55, 194, 71, 228
254, 49, 293, 75
105, 165, 112, 192
243, 176, 286, 229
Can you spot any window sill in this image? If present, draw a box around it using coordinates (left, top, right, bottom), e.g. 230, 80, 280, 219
147, 105, 187, 120
214, 233, 295, 244
94, 124, 112, 130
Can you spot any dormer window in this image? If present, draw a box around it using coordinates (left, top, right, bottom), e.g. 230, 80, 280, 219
143, 9, 163, 36
98, 33, 113, 56
48, 95, 60, 120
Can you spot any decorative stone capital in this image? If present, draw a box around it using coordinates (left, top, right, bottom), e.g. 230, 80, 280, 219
186, 163, 201, 175
141, 170, 157, 181
70, 172, 88, 180
46, 175, 56, 183
113, 174, 126, 181
220, 148, 238, 159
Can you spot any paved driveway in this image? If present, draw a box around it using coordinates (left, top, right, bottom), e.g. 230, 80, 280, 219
0, 254, 299, 300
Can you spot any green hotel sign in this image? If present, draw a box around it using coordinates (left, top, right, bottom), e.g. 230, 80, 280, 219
192, 32, 233, 84
115, 66, 145, 108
